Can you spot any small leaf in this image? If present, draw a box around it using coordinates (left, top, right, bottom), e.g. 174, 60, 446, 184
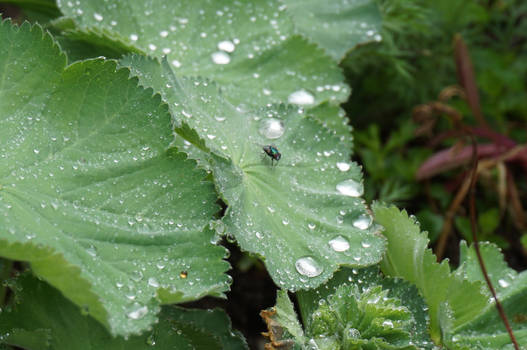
119, 55, 386, 291
448, 241, 527, 349
0, 273, 247, 350
0, 20, 229, 336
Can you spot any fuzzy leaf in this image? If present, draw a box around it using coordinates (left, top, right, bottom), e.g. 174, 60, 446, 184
372, 203, 490, 345
0, 273, 247, 350
267, 267, 432, 349
0, 20, 229, 336
118, 55, 386, 291
280, 0, 383, 60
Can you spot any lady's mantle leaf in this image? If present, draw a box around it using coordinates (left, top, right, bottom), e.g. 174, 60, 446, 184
280, 0, 383, 60
372, 203, 491, 345
119, 55, 386, 291
56, 0, 352, 142
0, 20, 229, 336
0, 273, 247, 350
265, 267, 433, 350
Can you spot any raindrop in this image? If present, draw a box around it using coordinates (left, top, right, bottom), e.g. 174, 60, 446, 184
179, 271, 188, 279
308, 223, 316, 230
127, 304, 148, 320
288, 90, 315, 105
336, 179, 363, 197
86, 245, 97, 257
282, 218, 289, 225
336, 162, 351, 172
259, 118, 285, 139
215, 115, 226, 122
498, 279, 510, 288
295, 256, 323, 277
93, 13, 103, 21
353, 215, 372, 230
159, 30, 168, 37
217, 40, 235, 53
171, 60, 182, 68
328, 236, 350, 252
361, 241, 371, 248
130, 34, 139, 41
148, 277, 160, 288
382, 320, 394, 328
211, 51, 230, 65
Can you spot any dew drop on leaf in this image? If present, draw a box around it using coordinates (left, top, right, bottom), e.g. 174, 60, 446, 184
295, 256, 323, 277
288, 89, 315, 105
179, 271, 188, 279
352, 215, 372, 230
336, 179, 363, 197
328, 236, 350, 252
258, 118, 284, 139
127, 304, 148, 320
211, 51, 231, 65
336, 162, 351, 171
217, 40, 235, 53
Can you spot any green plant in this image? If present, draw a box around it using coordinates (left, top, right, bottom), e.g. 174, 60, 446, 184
0, 1, 525, 349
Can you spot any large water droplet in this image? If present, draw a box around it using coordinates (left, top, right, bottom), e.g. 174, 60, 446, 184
217, 40, 235, 53
353, 215, 372, 230
288, 90, 315, 105
148, 277, 160, 288
259, 118, 285, 139
295, 256, 323, 277
336, 179, 363, 197
336, 162, 351, 172
211, 51, 230, 65
328, 236, 350, 252
127, 304, 148, 320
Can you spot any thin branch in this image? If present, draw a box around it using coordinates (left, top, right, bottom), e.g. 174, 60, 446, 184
467, 136, 520, 350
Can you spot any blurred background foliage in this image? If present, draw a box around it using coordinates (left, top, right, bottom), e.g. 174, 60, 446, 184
344, 0, 527, 268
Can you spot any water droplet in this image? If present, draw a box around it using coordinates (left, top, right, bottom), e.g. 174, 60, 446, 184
159, 30, 168, 38
148, 43, 157, 51
498, 279, 510, 288
308, 223, 316, 230
86, 245, 97, 257
282, 218, 289, 225
361, 241, 371, 248
215, 115, 226, 122
295, 256, 323, 277
130, 34, 138, 41
93, 13, 103, 21
336, 162, 351, 171
148, 277, 159, 288
179, 271, 188, 279
267, 206, 275, 213
127, 304, 148, 320
259, 118, 285, 139
353, 215, 372, 230
217, 40, 235, 53
382, 320, 394, 328
171, 60, 182, 68
211, 51, 230, 65
336, 179, 363, 197
288, 90, 315, 105
328, 236, 350, 252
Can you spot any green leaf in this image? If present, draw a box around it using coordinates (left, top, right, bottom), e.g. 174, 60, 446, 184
0, 273, 247, 350
372, 203, 489, 344
280, 0, 383, 60
268, 267, 433, 349
55, 0, 352, 142
119, 55, 386, 291
447, 241, 527, 349
0, 20, 229, 336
